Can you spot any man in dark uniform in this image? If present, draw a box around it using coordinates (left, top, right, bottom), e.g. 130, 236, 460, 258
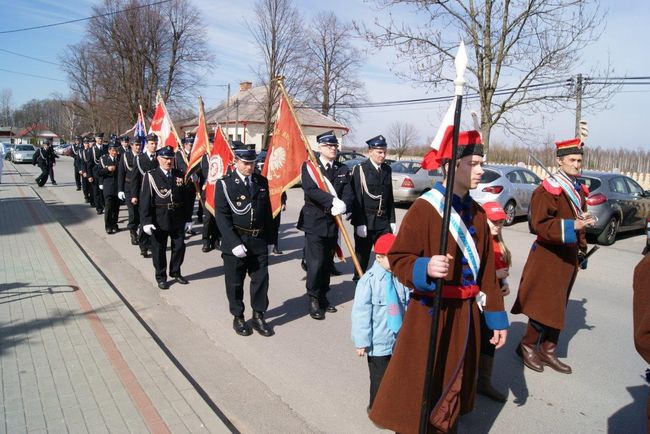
45, 140, 59, 185
351, 135, 396, 280
130, 134, 160, 257
34, 140, 53, 187
118, 138, 141, 245
140, 146, 192, 290
98, 142, 120, 234
72, 135, 83, 190
175, 136, 199, 237
90, 133, 106, 214
82, 137, 96, 206
297, 130, 354, 320
117, 135, 130, 160
215, 144, 274, 337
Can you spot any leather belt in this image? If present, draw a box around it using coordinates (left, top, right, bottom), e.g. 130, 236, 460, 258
234, 225, 263, 237
366, 207, 386, 216
155, 203, 182, 209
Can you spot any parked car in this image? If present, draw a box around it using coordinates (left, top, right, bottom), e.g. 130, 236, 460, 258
314, 150, 366, 165
470, 164, 541, 225
54, 144, 72, 156
11, 144, 37, 164
3, 143, 16, 161
577, 171, 650, 245
390, 160, 443, 203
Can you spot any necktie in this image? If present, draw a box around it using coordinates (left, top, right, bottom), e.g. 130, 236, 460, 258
326, 163, 333, 177
385, 270, 403, 333
244, 177, 251, 194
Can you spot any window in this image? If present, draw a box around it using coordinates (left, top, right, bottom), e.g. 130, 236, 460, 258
480, 169, 500, 183
609, 177, 629, 194
506, 171, 522, 183
625, 177, 644, 195
578, 177, 601, 191
521, 170, 541, 185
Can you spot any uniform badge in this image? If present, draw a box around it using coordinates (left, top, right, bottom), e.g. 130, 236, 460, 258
235, 178, 240, 184
176, 178, 183, 186
240, 195, 245, 200
236, 202, 242, 207
161, 188, 168, 194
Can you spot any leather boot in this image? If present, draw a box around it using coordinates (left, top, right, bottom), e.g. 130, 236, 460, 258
232, 316, 252, 336
538, 341, 572, 374
516, 323, 544, 372
129, 229, 138, 245
477, 355, 507, 402
251, 312, 273, 337
309, 297, 324, 320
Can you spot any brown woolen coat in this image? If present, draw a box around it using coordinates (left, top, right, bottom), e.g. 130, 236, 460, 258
511, 184, 588, 329
369, 196, 503, 434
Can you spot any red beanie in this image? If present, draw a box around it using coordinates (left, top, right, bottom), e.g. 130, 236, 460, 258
375, 233, 396, 255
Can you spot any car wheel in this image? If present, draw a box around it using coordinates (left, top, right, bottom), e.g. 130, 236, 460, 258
596, 216, 619, 246
503, 200, 516, 226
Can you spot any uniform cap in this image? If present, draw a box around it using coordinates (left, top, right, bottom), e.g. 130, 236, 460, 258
555, 138, 584, 157
182, 136, 195, 145
374, 233, 396, 255
156, 146, 175, 159
482, 201, 507, 222
145, 133, 158, 142
233, 142, 257, 162
120, 135, 130, 142
94, 132, 104, 138
366, 135, 387, 149
317, 130, 339, 146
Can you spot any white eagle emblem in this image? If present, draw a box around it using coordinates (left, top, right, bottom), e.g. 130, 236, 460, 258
267, 147, 286, 180
208, 155, 224, 184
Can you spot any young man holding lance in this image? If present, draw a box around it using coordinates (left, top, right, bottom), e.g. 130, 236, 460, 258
369, 131, 508, 433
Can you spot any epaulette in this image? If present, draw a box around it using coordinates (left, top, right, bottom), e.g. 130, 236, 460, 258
542, 177, 562, 196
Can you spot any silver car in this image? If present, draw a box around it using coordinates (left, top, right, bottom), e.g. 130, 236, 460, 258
11, 144, 37, 164
470, 164, 541, 225
390, 160, 443, 203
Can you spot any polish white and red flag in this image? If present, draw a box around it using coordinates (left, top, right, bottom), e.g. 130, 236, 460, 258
421, 98, 457, 170
149, 92, 181, 151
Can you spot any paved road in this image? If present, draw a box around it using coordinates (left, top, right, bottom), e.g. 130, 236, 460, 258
5, 157, 648, 433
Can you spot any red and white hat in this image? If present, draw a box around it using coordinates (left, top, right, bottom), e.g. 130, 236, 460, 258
555, 138, 584, 157
482, 201, 507, 222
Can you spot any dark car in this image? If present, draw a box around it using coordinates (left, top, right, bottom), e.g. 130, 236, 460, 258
578, 171, 650, 245
255, 150, 267, 173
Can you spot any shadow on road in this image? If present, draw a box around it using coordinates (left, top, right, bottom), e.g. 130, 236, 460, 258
607, 384, 647, 433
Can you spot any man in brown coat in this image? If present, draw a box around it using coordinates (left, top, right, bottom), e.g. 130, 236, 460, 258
369, 131, 508, 434
633, 252, 650, 427
511, 138, 595, 374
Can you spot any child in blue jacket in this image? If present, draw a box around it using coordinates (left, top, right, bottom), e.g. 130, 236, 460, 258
351, 233, 410, 411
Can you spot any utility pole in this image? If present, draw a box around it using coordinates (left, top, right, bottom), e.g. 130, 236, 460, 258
574, 73, 583, 138
234, 99, 240, 142
225, 83, 230, 141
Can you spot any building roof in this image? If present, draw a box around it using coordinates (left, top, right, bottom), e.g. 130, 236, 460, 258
179, 84, 348, 132
0, 126, 21, 136
15, 124, 60, 138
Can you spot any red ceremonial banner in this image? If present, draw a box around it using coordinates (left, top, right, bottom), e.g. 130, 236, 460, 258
186, 97, 208, 179
262, 93, 308, 217
149, 93, 181, 151
204, 126, 234, 217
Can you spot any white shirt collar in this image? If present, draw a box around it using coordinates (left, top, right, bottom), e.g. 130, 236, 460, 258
369, 159, 381, 171
235, 169, 250, 184
319, 155, 334, 168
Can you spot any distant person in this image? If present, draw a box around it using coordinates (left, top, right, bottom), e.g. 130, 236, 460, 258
72, 135, 83, 190
34, 140, 53, 187
511, 137, 596, 374
351, 233, 409, 411
46, 142, 59, 185
0, 142, 5, 183
98, 142, 120, 234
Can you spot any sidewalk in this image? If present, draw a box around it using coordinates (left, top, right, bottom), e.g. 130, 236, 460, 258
0, 165, 231, 433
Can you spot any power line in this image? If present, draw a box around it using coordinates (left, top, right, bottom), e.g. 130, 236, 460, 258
0, 67, 66, 82
0, 48, 61, 66
0, 0, 172, 34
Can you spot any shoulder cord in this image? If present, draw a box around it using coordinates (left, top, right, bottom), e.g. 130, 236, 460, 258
123, 153, 132, 171
358, 164, 383, 209
147, 172, 173, 199
219, 179, 252, 215
136, 157, 145, 175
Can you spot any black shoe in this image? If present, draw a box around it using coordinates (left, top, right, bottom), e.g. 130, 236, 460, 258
309, 297, 325, 320
106, 228, 114, 234
157, 281, 169, 290
301, 258, 307, 272
52, 181, 57, 185
329, 265, 342, 276
320, 297, 337, 313
172, 275, 189, 285
140, 250, 149, 258
233, 317, 252, 336
84, 197, 89, 203
214, 242, 221, 251
76, 187, 81, 191
251, 312, 273, 337
97, 209, 103, 215
272, 246, 283, 255
130, 230, 138, 245
201, 243, 212, 253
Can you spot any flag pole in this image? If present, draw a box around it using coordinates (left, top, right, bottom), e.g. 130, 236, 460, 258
274, 76, 363, 278
418, 41, 467, 434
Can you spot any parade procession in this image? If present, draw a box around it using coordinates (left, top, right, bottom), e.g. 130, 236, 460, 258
2, 1, 650, 433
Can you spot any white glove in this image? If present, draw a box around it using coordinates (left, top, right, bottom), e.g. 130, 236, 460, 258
330, 197, 347, 216
232, 244, 248, 258
99, 185, 103, 190
118, 191, 125, 200
143, 224, 156, 235
184, 222, 193, 232
390, 223, 396, 233
356, 225, 368, 238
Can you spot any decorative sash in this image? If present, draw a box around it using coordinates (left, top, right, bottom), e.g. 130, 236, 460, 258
553, 171, 583, 216
418, 189, 480, 282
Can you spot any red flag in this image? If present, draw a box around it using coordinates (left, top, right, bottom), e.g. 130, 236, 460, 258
149, 92, 181, 151
204, 126, 234, 216
421, 98, 456, 170
262, 93, 309, 217
186, 97, 208, 179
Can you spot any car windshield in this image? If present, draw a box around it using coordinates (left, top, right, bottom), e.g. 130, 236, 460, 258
480, 169, 500, 183
16, 145, 34, 151
391, 161, 420, 174
578, 176, 601, 191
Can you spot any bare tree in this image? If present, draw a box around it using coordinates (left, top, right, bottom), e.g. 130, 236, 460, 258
0, 89, 13, 126
301, 11, 366, 125
248, 0, 307, 148
388, 121, 419, 160
62, 0, 211, 134
358, 0, 612, 150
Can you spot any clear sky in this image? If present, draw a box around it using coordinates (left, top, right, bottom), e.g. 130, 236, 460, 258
1, 0, 648, 150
